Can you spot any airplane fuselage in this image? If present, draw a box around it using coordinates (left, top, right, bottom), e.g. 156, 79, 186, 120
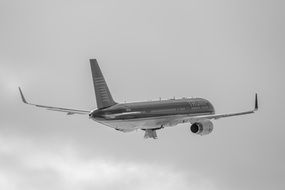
89, 98, 215, 131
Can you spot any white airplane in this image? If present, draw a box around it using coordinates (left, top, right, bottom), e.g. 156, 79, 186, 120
19, 59, 258, 139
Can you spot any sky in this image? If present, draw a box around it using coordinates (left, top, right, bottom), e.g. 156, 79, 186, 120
0, 0, 285, 189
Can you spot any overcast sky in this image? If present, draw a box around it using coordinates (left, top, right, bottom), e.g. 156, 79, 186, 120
0, 0, 285, 189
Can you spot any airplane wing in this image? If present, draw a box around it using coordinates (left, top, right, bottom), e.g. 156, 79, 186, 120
183, 93, 258, 123
18, 87, 90, 115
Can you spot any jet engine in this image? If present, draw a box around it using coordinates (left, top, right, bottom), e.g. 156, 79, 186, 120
190, 120, 213, 135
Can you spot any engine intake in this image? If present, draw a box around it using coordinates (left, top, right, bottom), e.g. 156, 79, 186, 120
190, 120, 213, 135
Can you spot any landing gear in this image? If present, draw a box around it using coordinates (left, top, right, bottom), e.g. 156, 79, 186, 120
142, 126, 163, 139
143, 129, 158, 139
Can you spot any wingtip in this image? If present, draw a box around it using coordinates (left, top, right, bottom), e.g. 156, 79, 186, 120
18, 87, 28, 104
254, 93, 258, 111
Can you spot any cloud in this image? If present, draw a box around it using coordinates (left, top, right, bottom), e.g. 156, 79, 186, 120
0, 134, 216, 190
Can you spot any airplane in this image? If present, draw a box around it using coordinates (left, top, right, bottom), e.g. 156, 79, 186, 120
19, 59, 258, 139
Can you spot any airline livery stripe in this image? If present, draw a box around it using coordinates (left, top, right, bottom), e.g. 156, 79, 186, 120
94, 77, 104, 80
95, 81, 106, 85
98, 91, 108, 95
97, 88, 108, 92
98, 87, 107, 91
94, 78, 105, 82
94, 79, 105, 83
96, 85, 106, 88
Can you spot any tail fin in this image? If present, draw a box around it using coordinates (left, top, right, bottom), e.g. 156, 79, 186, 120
90, 59, 117, 109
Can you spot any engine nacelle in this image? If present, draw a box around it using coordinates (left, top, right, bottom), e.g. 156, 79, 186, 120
190, 120, 213, 135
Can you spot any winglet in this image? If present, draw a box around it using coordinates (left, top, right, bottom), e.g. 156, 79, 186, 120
18, 87, 28, 104
254, 93, 258, 111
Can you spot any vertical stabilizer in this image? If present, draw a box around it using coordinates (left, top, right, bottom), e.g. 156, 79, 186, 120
90, 59, 117, 109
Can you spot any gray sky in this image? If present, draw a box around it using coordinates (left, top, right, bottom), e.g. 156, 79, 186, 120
0, 0, 285, 189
